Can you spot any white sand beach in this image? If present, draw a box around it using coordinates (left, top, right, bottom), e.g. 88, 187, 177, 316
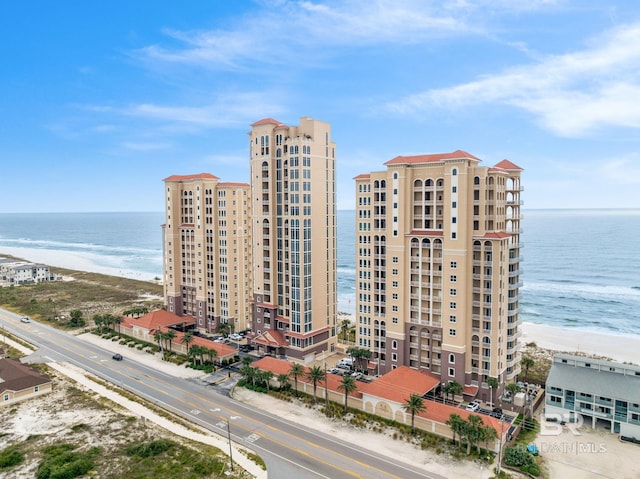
0, 246, 158, 281
521, 322, 640, 365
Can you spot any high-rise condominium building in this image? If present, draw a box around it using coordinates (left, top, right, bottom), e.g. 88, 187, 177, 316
249, 117, 338, 361
162, 174, 253, 333
354, 150, 522, 400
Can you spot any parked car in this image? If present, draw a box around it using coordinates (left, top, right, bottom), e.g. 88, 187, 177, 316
491, 407, 503, 418
229, 333, 243, 340
466, 401, 480, 412
20, 316, 31, 323
112, 353, 123, 361
328, 367, 340, 374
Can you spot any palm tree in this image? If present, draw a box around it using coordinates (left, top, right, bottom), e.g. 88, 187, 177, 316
207, 348, 218, 367
153, 330, 164, 356
189, 345, 202, 366
261, 370, 274, 392
166, 329, 178, 352
289, 363, 305, 397
93, 314, 104, 334
487, 377, 499, 406
114, 316, 123, 335
401, 394, 426, 434
521, 356, 535, 381
444, 380, 463, 402
466, 414, 485, 455
180, 331, 194, 357
277, 373, 290, 390
218, 322, 231, 338
446, 413, 465, 447
481, 424, 498, 452
340, 318, 351, 341
506, 382, 521, 396
337, 375, 358, 413
306, 365, 326, 404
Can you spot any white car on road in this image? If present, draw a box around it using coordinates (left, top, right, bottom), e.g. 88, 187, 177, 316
20, 316, 31, 323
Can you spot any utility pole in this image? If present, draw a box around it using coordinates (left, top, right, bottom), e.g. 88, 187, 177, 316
227, 420, 234, 471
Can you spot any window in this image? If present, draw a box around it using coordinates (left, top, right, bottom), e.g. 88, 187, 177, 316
392, 269, 398, 275
449, 354, 455, 364
450, 261, 457, 268
392, 340, 397, 350
451, 232, 457, 239
392, 353, 397, 361
450, 289, 457, 296
449, 329, 456, 336
3, 394, 8, 401
392, 281, 399, 288
452, 186, 457, 193
392, 256, 399, 263
452, 201, 457, 208
34, 386, 39, 392
392, 293, 398, 300
450, 302, 456, 309
448, 368, 455, 377
392, 317, 398, 324
392, 305, 398, 312
450, 315, 457, 323
450, 275, 457, 282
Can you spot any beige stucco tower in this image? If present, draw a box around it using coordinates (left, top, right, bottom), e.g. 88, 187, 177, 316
354, 150, 523, 401
162, 174, 253, 333
249, 117, 338, 361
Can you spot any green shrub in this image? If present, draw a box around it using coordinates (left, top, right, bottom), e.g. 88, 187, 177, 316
0, 445, 24, 469
125, 439, 175, 458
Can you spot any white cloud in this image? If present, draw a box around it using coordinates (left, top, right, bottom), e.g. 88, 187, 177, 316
86, 91, 287, 130
386, 23, 640, 137
133, 0, 476, 69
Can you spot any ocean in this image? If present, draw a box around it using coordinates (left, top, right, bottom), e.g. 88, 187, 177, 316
0, 209, 639, 336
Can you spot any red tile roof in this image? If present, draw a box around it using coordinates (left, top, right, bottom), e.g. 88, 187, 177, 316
493, 159, 523, 171
252, 329, 288, 348
420, 399, 504, 435
480, 232, 511, 239
163, 173, 219, 182
353, 173, 371, 180
463, 384, 479, 396
359, 366, 440, 404
253, 357, 363, 398
384, 150, 480, 166
0, 359, 51, 394
123, 310, 195, 331
178, 332, 237, 358
251, 118, 283, 127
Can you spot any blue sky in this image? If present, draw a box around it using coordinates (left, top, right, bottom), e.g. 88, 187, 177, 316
2, 0, 640, 213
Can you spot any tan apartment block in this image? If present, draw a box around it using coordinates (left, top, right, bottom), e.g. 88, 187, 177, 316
354, 150, 523, 401
162, 174, 252, 334
249, 117, 338, 361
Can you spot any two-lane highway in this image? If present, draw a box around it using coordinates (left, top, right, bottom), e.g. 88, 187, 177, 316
0, 309, 445, 479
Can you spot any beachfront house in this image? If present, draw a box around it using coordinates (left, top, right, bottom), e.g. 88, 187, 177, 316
0, 257, 56, 285
0, 358, 52, 406
545, 353, 640, 439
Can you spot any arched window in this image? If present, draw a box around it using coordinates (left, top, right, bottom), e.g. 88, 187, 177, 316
452, 168, 457, 176
474, 176, 480, 185
393, 172, 398, 179
392, 340, 397, 350
449, 353, 455, 364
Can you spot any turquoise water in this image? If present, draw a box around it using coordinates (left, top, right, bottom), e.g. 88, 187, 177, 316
1, 209, 639, 335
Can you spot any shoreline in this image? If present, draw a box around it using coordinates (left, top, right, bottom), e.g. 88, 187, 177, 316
2, 247, 638, 366
0, 245, 160, 281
